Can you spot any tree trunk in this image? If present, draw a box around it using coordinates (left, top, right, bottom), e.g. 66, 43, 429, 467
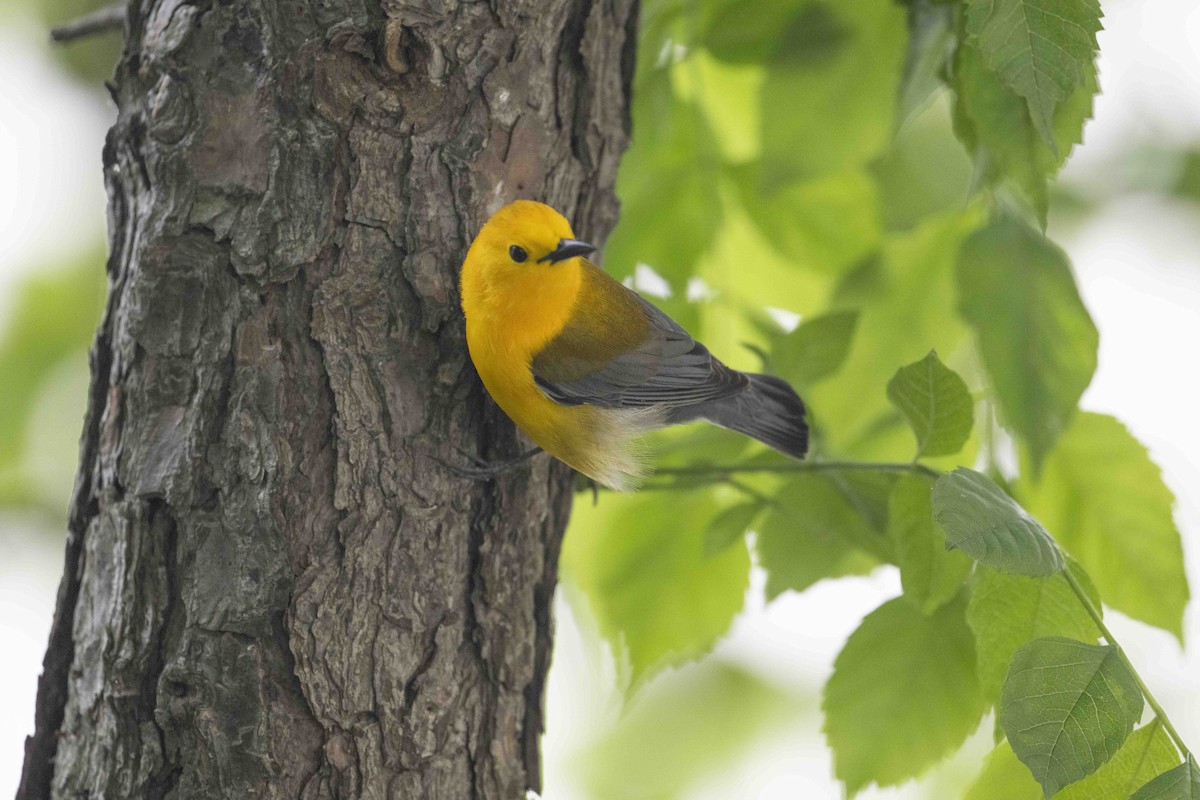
18, 1, 637, 797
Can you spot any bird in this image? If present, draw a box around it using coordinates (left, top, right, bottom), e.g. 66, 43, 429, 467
459, 199, 808, 490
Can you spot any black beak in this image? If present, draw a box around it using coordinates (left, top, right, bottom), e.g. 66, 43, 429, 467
539, 238, 596, 264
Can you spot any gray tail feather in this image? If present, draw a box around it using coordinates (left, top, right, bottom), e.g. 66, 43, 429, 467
671, 373, 809, 460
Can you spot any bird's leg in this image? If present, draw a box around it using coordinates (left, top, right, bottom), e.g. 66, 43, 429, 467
438, 446, 544, 481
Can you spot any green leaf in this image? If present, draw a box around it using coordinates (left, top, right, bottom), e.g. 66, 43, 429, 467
1020, 412, 1189, 640
1130, 756, 1200, 800
606, 66, 723, 286
956, 213, 1098, 470
964, 0, 1102, 149
1058, 720, 1181, 800
577, 663, 807, 800
964, 741, 1041, 800
770, 310, 859, 388
932, 468, 1063, 576
889, 473, 972, 614
697, 0, 801, 64
952, 40, 1096, 224
732, 165, 883, 275
757, 470, 898, 598
823, 594, 986, 794
967, 562, 1101, 704
886, 350, 974, 458
811, 207, 984, 462
1000, 637, 1144, 797
872, 104, 975, 232
562, 488, 750, 685
760, 0, 908, 181
704, 502, 762, 556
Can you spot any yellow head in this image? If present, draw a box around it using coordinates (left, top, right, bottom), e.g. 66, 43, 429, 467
460, 200, 596, 325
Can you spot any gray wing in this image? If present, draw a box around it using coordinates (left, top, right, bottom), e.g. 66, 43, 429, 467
531, 294, 748, 409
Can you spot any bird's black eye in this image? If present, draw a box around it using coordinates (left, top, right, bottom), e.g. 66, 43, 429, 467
509, 245, 528, 263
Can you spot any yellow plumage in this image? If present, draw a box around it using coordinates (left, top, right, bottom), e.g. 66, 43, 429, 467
460, 200, 808, 489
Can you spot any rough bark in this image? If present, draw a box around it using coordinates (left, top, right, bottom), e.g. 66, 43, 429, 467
18, 0, 637, 797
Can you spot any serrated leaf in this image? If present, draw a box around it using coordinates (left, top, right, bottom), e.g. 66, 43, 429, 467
1058, 720, 1181, 800
889, 473, 972, 614
956, 214, 1098, 470
704, 502, 762, 555
1000, 638, 1144, 797
887, 350, 974, 458
964, 741, 1041, 800
967, 562, 1100, 704
561, 488, 750, 685
952, 39, 1097, 225
757, 471, 891, 598
933, 468, 1063, 576
1130, 756, 1200, 800
1020, 412, 1189, 640
771, 310, 859, 388
823, 594, 986, 795
964, 0, 1102, 149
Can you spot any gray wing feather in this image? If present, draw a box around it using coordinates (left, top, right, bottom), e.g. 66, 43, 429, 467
533, 295, 747, 409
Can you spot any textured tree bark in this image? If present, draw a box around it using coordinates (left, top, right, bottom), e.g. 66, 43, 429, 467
18, 0, 637, 797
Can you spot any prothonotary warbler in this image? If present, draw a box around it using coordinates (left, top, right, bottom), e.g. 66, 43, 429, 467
460, 200, 808, 490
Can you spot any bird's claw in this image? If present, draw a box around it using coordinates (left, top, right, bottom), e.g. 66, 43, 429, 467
438, 447, 544, 481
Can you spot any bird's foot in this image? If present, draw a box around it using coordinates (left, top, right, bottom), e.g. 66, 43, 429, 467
439, 447, 544, 481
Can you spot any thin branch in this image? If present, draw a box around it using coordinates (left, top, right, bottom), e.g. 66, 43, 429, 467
1062, 567, 1192, 760
50, 4, 124, 43
577, 460, 939, 495
652, 460, 941, 480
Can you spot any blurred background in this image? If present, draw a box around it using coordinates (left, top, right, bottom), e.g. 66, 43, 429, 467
1, 1, 1198, 798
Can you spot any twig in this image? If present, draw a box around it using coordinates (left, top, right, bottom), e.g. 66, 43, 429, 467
576, 460, 939, 495
1062, 567, 1191, 760
50, 4, 124, 43
652, 460, 941, 480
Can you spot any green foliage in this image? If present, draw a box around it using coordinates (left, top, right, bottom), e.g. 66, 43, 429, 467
823, 593, 986, 795
758, 0, 907, 182
563, 0, 1190, 796
967, 563, 1100, 704
932, 468, 1064, 576
965, 741, 1041, 800
1000, 638, 1144, 797
886, 350, 974, 458
1059, 721, 1182, 800
889, 473, 972, 614
703, 501, 762, 555
562, 488, 751, 685
0, 252, 106, 510
756, 471, 889, 598
576, 663, 808, 800
952, 40, 1096, 224
1020, 412, 1189, 640
767, 309, 858, 389
955, 215, 1099, 472
812, 207, 983, 460
963, 0, 1102, 150
956, 214, 1098, 470
1130, 756, 1200, 800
